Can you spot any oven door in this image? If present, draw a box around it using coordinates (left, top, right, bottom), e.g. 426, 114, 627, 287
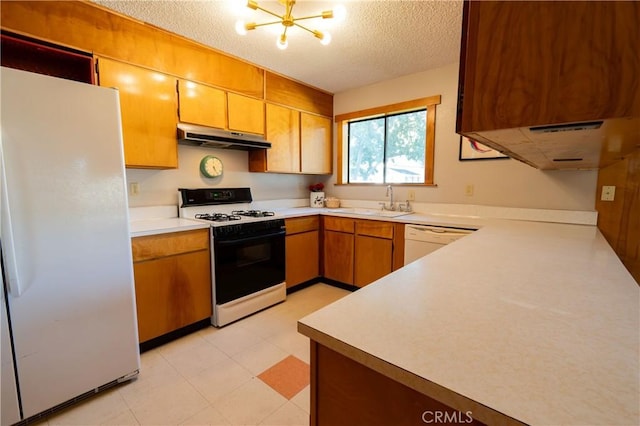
213, 231, 285, 305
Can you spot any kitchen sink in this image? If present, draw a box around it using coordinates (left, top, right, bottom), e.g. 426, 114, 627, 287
325, 208, 413, 218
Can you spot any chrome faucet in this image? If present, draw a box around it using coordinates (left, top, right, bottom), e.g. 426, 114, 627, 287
385, 185, 395, 210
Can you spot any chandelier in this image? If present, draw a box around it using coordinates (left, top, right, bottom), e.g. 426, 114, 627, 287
235, 0, 346, 50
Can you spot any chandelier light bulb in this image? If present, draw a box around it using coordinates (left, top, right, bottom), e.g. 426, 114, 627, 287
320, 31, 331, 45
235, 20, 247, 35
277, 34, 288, 50
332, 5, 347, 22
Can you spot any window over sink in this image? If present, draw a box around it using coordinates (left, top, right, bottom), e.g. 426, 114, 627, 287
335, 95, 441, 186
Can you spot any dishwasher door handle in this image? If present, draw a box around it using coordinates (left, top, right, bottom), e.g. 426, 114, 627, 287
408, 226, 453, 234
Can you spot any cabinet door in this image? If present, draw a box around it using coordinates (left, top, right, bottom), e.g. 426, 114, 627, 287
323, 231, 354, 285
265, 103, 300, 172
178, 79, 226, 129
354, 235, 393, 288
458, 1, 640, 133
301, 113, 332, 174
227, 92, 264, 135
133, 249, 212, 343
97, 57, 178, 168
286, 230, 319, 288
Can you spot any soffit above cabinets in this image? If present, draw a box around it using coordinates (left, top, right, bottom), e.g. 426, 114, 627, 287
466, 117, 640, 170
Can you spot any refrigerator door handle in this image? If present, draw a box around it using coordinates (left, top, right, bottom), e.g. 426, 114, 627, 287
0, 144, 26, 297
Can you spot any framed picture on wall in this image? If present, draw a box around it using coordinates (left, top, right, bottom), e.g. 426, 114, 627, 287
459, 136, 509, 161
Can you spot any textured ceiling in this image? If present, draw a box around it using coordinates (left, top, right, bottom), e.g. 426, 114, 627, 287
92, 0, 463, 94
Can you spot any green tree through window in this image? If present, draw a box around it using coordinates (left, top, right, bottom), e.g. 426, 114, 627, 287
348, 109, 426, 184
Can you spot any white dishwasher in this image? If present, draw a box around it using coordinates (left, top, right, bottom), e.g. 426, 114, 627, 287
404, 224, 474, 266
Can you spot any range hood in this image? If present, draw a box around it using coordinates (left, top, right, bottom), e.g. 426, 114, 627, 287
463, 117, 640, 170
177, 123, 271, 150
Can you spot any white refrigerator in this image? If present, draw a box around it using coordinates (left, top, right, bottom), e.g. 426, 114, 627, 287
0, 67, 140, 424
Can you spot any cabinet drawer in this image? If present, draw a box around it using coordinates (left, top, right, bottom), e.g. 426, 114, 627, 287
356, 220, 394, 239
286, 216, 320, 235
324, 216, 355, 233
132, 229, 209, 262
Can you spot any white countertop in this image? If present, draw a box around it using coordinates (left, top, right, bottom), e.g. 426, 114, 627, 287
298, 220, 639, 425
130, 218, 210, 237
129, 202, 595, 237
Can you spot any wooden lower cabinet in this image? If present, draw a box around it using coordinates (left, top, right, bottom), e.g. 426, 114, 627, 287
131, 229, 212, 343
323, 230, 355, 284
354, 235, 393, 287
310, 342, 486, 426
323, 217, 403, 287
285, 216, 320, 289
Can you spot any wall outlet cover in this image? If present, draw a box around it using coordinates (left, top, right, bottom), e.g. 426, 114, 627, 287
601, 185, 615, 201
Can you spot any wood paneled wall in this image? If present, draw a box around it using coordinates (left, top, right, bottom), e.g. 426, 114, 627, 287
596, 150, 640, 284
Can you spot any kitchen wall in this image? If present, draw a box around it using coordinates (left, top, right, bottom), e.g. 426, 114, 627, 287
129, 61, 598, 211
126, 145, 319, 207
330, 62, 598, 211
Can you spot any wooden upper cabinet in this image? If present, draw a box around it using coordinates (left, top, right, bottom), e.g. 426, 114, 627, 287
458, 1, 640, 133
249, 106, 333, 175
97, 57, 178, 169
0, 1, 264, 98
1, 33, 94, 84
177, 79, 226, 129
301, 113, 332, 174
227, 92, 264, 135
263, 104, 301, 173
265, 71, 332, 117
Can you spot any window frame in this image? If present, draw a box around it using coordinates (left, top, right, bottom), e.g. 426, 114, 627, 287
335, 95, 441, 186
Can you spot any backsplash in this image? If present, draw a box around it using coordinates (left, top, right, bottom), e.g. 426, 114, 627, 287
126, 144, 330, 207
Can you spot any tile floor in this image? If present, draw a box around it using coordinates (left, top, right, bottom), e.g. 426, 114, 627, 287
40, 283, 350, 426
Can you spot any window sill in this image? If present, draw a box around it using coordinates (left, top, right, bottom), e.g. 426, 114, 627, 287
333, 183, 438, 187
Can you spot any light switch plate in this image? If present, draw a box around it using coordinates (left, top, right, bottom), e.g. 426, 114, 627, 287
465, 184, 474, 196
129, 182, 140, 196
601, 185, 615, 201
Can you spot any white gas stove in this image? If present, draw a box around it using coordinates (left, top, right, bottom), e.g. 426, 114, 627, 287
178, 188, 286, 327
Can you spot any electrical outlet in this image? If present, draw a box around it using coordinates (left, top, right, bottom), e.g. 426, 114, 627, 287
129, 182, 140, 196
601, 185, 615, 201
407, 190, 416, 201
465, 184, 474, 196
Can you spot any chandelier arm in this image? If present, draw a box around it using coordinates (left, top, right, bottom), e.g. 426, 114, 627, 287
291, 14, 325, 22
253, 19, 284, 28
292, 21, 317, 35
253, 4, 285, 21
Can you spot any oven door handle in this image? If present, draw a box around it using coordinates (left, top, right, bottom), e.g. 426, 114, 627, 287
215, 230, 285, 246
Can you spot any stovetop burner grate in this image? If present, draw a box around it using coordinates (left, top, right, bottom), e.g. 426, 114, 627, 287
231, 210, 275, 218
195, 213, 242, 222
